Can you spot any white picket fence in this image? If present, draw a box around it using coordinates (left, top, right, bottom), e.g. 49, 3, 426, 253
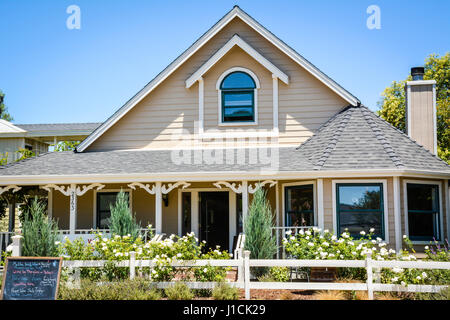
63, 250, 450, 300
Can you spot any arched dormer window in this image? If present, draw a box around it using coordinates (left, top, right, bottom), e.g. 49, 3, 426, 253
218, 68, 259, 124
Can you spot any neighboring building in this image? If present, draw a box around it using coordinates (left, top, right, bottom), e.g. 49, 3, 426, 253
0, 121, 101, 162
0, 6, 448, 252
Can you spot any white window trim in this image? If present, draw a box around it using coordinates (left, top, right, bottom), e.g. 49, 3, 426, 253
216, 67, 260, 127
281, 180, 317, 229
93, 188, 133, 229
403, 179, 444, 244
178, 188, 236, 252
332, 179, 390, 243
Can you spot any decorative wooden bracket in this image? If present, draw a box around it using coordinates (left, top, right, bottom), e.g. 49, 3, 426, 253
0, 185, 22, 195
128, 182, 191, 195
213, 181, 244, 194
161, 182, 190, 194
41, 183, 105, 196
128, 182, 157, 195
248, 180, 277, 194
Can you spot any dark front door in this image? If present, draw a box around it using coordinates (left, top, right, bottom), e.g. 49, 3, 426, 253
200, 192, 229, 251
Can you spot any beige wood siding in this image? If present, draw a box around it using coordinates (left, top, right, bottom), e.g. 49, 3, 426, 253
87, 17, 348, 151
0, 138, 25, 163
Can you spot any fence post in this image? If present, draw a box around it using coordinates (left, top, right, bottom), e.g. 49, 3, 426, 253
365, 251, 374, 300
130, 251, 136, 280
244, 250, 250, 300
11, 235, 23, 256
237, 247, 244, 283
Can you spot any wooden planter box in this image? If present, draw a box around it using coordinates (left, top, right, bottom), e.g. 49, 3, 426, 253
310, 267, 337, 282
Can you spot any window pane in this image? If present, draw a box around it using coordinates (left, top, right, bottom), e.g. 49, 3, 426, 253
285, 185, 314, 227
223, 92, 253, 107
236, 194, 243, 234
339, 211, 383, 237
407, 184, 438, 211
221, 72, 255, 89
182, 193, 191, 236
97, 192, 130, 229
408, 212, 438, 241
338, 185, 381, 210
224, 107, 253, 118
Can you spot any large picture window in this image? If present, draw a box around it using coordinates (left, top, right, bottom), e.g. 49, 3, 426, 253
220, 71, 256, 123
285, 184, 314, 227
406, 183, 440, 241
336, 183, 384, 239
96, 191, 130, 229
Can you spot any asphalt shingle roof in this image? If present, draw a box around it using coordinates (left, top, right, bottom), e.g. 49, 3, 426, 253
0, 106, 448, 177
298, 105, 450, 172
15, 123, 102, 133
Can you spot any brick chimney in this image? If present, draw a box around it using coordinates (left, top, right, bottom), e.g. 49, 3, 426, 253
405, 67, 437, 154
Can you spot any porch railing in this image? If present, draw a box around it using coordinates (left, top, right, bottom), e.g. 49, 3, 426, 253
271, 226, 316, 258
0, 232, 15, 257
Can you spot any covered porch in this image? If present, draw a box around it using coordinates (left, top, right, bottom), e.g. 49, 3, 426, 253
2, 174, 448, 254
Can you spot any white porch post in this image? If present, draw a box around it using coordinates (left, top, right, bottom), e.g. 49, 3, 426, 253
41, 183, 104, 235
155, 182, 162, 235
317, 179, 324, 230
393, 176, 402, 252
242, 180, 248, 229
69, 184, 77, 235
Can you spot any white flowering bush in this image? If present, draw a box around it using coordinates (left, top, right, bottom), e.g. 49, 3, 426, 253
283, 227, 445, 285
58, 231, 231, 282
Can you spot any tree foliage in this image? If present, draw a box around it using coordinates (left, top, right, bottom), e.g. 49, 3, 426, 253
0, 90, 13, 121
377, 53, 450, 163
53, 141, 80, 152
244, 187, 277, 259
22, 197, 59, 257
108, 190, 141, 240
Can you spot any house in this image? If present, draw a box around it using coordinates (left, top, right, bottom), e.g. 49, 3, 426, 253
0, 120, 101, 162
0, 6, 448, 253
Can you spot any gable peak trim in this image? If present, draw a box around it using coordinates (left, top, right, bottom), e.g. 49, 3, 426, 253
185, 34, 289, 88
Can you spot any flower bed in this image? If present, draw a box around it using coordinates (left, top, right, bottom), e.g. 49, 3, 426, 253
58, 232, 231, 283
283, 227, 450, 286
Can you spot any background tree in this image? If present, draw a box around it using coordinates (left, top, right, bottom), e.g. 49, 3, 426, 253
53, 141, 80, 152
377, 53, 450, 163
0, 90, 13, 121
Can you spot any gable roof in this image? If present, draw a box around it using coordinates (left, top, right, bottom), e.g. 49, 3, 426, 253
76, 6, 361, 153
185, 34, 289, 87
0, 120, 26, 133
298, 105, 450, 172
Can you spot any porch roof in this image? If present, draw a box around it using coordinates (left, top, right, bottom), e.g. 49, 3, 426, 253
0, 106, 449, 180
297, 105, 450, 173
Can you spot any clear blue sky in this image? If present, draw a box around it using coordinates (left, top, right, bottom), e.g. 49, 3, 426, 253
1, 0, 449, 124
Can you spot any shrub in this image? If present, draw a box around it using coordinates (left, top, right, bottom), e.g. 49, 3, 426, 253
108, 190, 141, 240
58, 232, 231, 282
58, 278, 161, 300
244, 187, 277, 277
279, 291, 295, 300
164, 282, 194, 300
212, 282, 239, 300
22, 197, 59, 257
313, 290, 346, 300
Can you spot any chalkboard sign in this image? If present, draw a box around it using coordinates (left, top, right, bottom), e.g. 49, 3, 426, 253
1, 257, 62, 300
